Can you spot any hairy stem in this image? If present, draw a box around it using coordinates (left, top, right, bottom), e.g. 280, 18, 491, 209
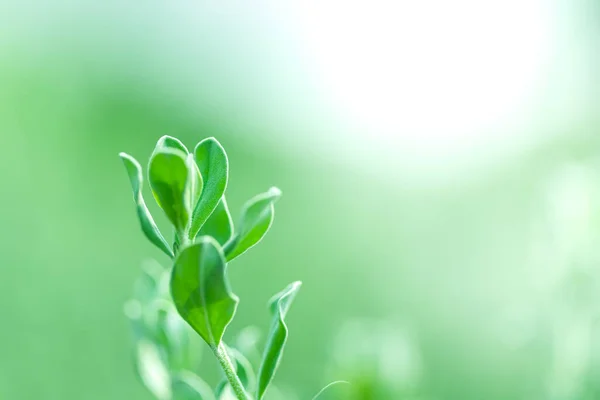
213, 342, 250, 400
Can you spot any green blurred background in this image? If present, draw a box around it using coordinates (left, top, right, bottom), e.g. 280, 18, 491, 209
1, 1, 600, 399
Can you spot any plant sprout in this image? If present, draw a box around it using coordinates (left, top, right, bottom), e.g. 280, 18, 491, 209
119, 135, 303, 400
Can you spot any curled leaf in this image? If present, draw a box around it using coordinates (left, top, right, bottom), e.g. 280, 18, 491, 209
148, 148, 191, 233
224, 187, 282, 262
170, 237, 239, 347
198, 197, 234, 245
189, 137, 229, 239
256, 281, 302, 399
119, 153, 174, 258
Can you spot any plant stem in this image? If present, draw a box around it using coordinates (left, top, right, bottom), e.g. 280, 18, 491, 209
213, 342, 250, 400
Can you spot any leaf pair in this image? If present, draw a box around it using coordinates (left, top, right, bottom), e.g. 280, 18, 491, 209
120, 136, 228, 257
121, 135, 282, 264
149, 136, 228, 239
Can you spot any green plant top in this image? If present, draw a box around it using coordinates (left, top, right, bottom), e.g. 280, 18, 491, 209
119, 136, 304, 400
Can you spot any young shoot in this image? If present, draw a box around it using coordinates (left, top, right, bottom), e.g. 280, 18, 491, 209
120, 136, 301, 400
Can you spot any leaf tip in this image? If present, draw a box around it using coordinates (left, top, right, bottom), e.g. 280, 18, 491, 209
268, 281, 302, 313
155, 135, 189, 154
268, 186, 283, 200
156, 134, 172, 142
119, 153, 142, 179
156, 134, 178, 145
119, 152, 137, 164
290, 280, 302, 290
194, 136, 225, 153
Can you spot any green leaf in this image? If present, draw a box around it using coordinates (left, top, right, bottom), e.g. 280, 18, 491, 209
119, 153, 174, 258
256, 281, 302, 400
135, 339, 172, 400
148, 148, 191, 233
154, 136, 203, 209
170, 237, 239, 347
198, 197, 233, 245
224, 187, 282, 262
172, 371, 216, 400
189, 137, 229, 239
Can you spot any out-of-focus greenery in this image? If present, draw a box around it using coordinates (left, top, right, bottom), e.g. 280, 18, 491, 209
1, 1, 600, 400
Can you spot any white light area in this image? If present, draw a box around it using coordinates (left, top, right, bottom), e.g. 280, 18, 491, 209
0, 0, 562, 184
282, 0, 555, 181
